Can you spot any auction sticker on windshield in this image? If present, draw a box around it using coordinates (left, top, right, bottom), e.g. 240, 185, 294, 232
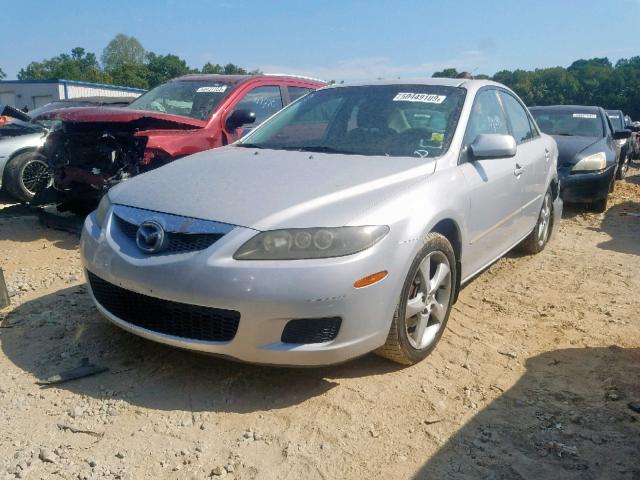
573, 113, 597, 119
393, 93, 447, 104
197, 86, 228, 93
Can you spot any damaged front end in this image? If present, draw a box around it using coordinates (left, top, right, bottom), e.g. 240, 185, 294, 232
35, 113, 202, 215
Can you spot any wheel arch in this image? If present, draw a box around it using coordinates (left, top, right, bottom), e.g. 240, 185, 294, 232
430, 218, 463, 304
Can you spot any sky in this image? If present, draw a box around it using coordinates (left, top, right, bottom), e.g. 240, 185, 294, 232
1, 0, 639, 82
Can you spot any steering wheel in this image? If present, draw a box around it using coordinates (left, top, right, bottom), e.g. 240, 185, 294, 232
393, 128, 440, 154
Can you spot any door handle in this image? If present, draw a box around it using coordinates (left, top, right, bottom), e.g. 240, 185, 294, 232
514, 163, 525, 176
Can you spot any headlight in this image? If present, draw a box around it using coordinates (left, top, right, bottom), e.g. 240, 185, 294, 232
95, 195, 112, 229
234, 225, 390, 260
571, 152, 607, 172
615, 139, 627, 146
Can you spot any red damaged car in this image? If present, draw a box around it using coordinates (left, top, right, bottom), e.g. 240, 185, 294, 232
35, 74, 325, 213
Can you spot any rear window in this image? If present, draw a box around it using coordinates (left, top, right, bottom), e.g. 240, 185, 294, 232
531, 109, 604, 138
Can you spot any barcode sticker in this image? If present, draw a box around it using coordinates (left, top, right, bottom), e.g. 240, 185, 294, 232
393, 93, 447, 104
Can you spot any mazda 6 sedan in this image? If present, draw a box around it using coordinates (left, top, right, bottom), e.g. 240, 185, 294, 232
81, 79, 562, 366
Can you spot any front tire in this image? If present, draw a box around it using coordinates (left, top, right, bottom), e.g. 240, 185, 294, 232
3, 151, 50, 202
375, 233, 456, 365
591, 196, 608, 213
616, 151, 629, 180
520, 189, 553, 254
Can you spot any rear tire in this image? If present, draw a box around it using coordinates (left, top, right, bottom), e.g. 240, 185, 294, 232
3, 151, 50, 202
520, 189, 553, 254
375, 233, 456, 365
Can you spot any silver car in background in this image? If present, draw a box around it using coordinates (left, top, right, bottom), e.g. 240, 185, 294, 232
81, 79, 561, 366
0, 119, 49, 201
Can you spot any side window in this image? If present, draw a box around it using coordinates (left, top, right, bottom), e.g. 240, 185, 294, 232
499, 91, 535, 144
287, 86, 313, 102
233, 86, 284, 125
463, 89, 509, 147
604, 114, 614, 137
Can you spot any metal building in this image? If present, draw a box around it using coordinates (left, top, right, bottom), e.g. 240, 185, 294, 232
0, 79, 145, 111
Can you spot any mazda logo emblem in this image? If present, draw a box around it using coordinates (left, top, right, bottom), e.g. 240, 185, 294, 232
136, 221, 166, 254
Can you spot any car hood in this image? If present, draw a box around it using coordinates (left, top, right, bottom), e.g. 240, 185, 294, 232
551, 135, 601, 166
35, 106, 206, 129
109, 146, 436, 230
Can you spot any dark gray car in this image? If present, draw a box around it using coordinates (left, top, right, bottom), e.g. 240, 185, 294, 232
530, 105, 630, 212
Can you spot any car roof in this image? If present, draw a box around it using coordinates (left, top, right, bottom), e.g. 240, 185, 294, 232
328, 78, 502, 89
530, 105, 603, 112
173, 74, 325, 85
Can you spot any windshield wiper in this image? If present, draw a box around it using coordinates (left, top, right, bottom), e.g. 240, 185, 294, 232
236, 143, 265, 149
279, 145, 355, 154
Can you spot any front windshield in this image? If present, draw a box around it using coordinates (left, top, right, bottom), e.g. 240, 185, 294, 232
607, 112, 625, 131
531, 110, 604, 138
128, 81, 233, 120
238, 85, 466, 158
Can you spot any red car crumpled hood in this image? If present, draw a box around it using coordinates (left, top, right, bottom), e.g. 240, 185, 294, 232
35, 106, 206, 128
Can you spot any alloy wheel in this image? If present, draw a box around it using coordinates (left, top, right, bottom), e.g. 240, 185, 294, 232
404, 251, 452, 350
537, 193, 552, 247
21, 159, 50, 195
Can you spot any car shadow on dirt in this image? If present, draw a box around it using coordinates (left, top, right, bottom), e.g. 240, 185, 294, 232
0, 190, 33, 218
591, 200, 640, 256
413, 346, 640, 479
0, 285, 403, 414
0, 212, 79, 250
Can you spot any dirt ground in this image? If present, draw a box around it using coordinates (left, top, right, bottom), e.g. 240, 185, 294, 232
1, 166, 639, 480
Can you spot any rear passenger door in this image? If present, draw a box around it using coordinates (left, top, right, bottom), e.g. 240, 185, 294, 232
459, 88, 523, 276
498, 90, 547, 236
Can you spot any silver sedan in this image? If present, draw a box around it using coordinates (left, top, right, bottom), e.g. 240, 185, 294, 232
80, 79, 562, 366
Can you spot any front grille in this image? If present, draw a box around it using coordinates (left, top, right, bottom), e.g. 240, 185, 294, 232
88, 271, 240, 342
281, 317, 342, 344
114, 216, 224, 254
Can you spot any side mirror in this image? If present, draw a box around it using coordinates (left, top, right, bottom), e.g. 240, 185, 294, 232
613, 130, 631, 140
469, 134, 517, 159
225, 109, 256, 131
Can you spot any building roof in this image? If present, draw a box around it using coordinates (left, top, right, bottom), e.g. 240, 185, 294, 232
0, 79, 146, 93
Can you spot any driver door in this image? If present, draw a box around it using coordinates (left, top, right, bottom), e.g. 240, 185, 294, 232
223, 85, 284, 142
459, 88, 523, 277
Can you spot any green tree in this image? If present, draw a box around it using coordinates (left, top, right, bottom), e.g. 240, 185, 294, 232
18, 47, 110, 83
201, 62, 260, 75
0, 67, 5, 79
101, 34, 146, 72
432, 68, 459, 78
108, 63, 149, 89
201, 62, 225, 74
145, 52, 195, 87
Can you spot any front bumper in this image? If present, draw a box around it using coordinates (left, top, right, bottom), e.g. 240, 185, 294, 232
80, 211, 412, 366
558, 164, 615, 204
